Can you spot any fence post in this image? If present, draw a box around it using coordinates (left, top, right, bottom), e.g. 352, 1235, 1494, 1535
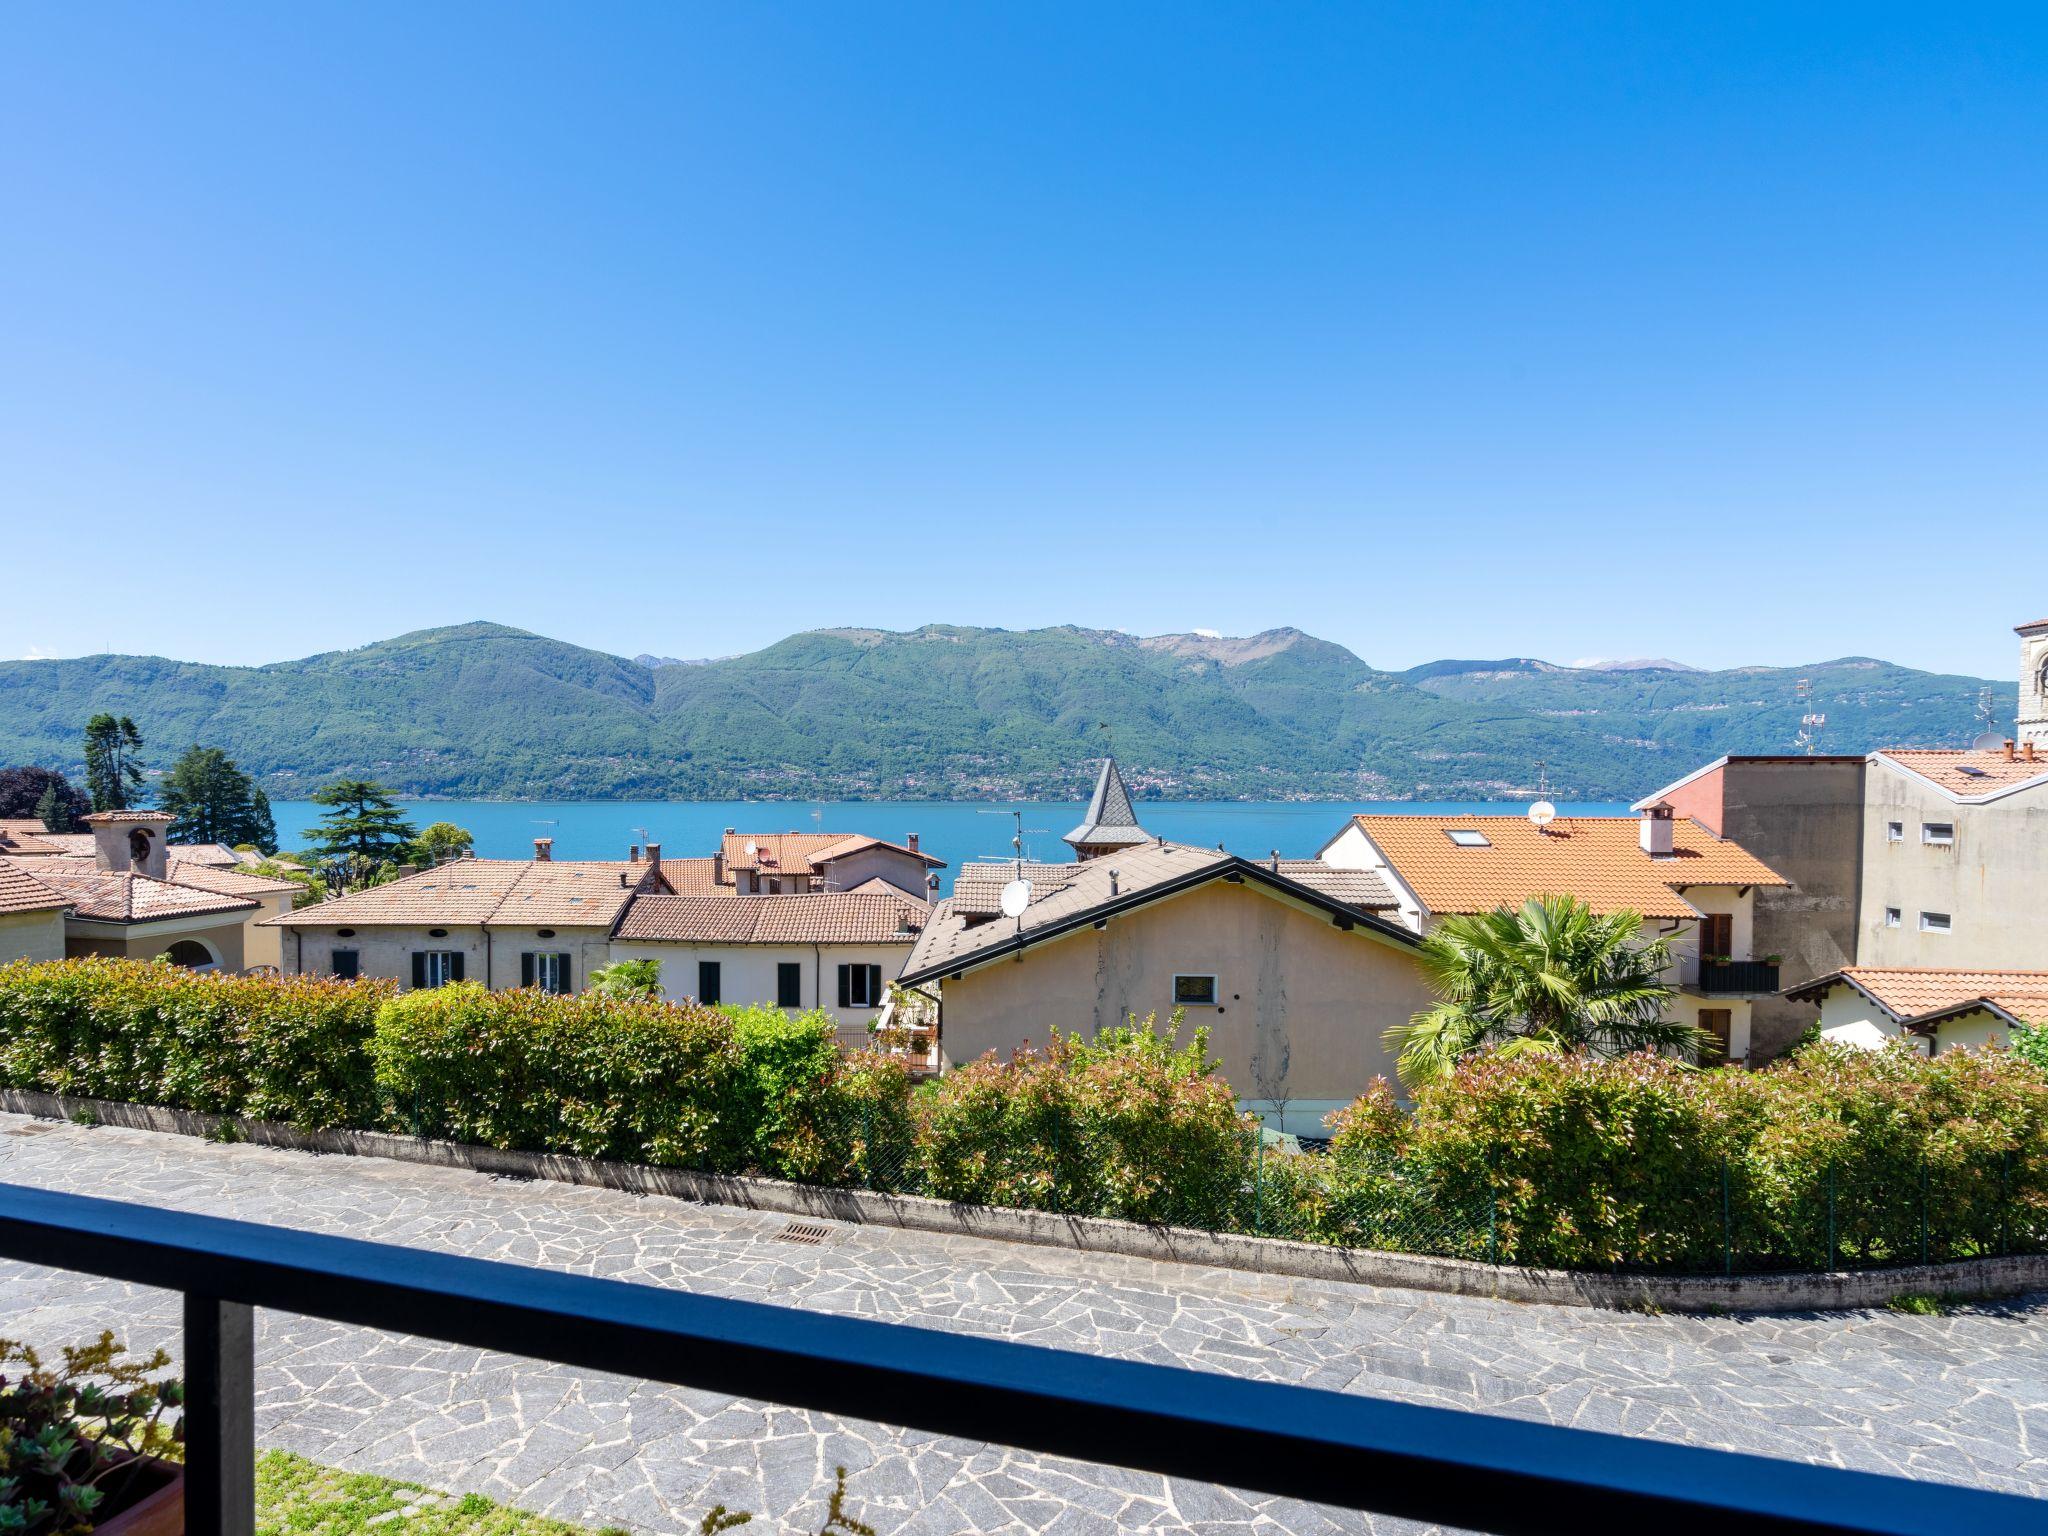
184, 1292, 256, 1536
1826, 1165, 1836, 1272
1488, 1190, 1499, 1267
2001, 1151, 2011, 1256
861, 1100, 873, 1189
1252, 1123, 1265, 1237
1920, 1155, 1930, 1265
1721, 1156, 1732, 1276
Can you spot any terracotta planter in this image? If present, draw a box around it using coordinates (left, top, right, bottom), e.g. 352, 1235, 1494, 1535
93, 1458, 184, 1536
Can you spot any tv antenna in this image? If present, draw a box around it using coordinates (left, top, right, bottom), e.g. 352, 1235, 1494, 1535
1527, 760, 1556, 830
977, 808, 1049, 877
1793, 678, 1826, 755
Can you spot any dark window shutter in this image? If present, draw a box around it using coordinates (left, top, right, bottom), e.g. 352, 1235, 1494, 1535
698, 960, 720, 1005
411, 952, 427, 989
777, 962, 802, 1008
521, 953, 535, 988
837, 965, 850, 1008
332, 950, 359, 980
449, 951, 464, 983
867, 965, 882, 1005
553, 954, 571, 995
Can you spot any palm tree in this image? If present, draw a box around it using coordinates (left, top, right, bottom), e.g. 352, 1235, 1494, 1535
1385, 895, 1701, 1087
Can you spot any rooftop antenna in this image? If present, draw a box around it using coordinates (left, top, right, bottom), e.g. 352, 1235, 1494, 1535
977, 808, 1048, 879
1527, 760, 1556, 831
1971, 688, 2006, 751
1793, 678, 1825, 756
532, 817, 558, 857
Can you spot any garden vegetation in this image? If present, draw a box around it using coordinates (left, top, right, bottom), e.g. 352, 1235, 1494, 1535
1, 959, 2045, 1275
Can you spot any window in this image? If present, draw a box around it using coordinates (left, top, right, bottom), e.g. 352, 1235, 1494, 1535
1883, 908, 1901, 928
1697, 913, 1733, 961
1920, 911, 1952, 933
1885, 822, 1903, 843
697, 960, 722, 1005
777, 961, 803, 1008
838, 963, 883, 1009
522, 952, 572, 994
331, 949, 361, 980
1444, 829, 1491, 848
1173, 974, 1219, 1006
1922, 822, 1955, 846
412, 951, 463, 989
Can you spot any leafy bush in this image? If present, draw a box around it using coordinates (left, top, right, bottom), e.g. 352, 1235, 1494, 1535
371, 984, 753, 1169
0, 959, 387, 1128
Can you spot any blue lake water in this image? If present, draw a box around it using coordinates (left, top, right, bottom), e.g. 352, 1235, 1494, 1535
268, 799, 1632, 893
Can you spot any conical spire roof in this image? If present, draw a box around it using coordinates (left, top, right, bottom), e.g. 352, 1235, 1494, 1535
1064, 756, 1152, 853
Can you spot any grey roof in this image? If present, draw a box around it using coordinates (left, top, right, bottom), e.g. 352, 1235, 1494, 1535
948, 860, 1086, 917
901, 840, 1416, 985
1063, 757, 1151, 850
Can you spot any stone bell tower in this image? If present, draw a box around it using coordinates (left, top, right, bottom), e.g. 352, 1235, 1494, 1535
2020, 616, 2048, 753
83, 809, 174, 878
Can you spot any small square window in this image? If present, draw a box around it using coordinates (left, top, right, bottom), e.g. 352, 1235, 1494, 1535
1920, 911, 1952, 933
1883, 907, 1901, 928
1445, 829, 1491, 848
1173, 974, 1219, 1006
1885, 822, 1903, 843
1922, 823, 1955, 846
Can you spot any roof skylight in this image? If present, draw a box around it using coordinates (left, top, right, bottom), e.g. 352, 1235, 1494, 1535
1445, 829, 1492, 848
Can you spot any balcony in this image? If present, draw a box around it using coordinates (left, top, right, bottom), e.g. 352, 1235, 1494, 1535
1699, 960, 1780, 996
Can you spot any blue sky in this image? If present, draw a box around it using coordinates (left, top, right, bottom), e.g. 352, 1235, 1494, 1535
4, 4, 2043, 677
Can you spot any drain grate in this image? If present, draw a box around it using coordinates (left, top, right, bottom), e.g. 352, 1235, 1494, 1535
777, 1222, 835, 1246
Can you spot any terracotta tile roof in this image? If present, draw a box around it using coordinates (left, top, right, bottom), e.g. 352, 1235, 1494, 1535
616, 892, 928, 945
269, 858, 661, 929
17, 833, 95, 858
168, 844, 242, 868
1270, 860, 1400, 910
81, 810, 175, 825
5, 860, 258, 923
1348, 814, 1788, 920
0, 821, 70, 856
157, 862, 305, 898
1787, 968, 2048, 1028
903, 841, 1416, 985
647, 856, 725, 895
950, 861, 1086, 917
806, 833, 947, 868
719, 831, 851, 882
1874, 749, 2048, 798
0, 860, 71, 916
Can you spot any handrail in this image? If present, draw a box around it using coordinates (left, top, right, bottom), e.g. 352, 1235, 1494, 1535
0, 1181, 2037, 1536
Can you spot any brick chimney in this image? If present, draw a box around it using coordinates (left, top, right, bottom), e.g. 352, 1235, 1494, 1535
533, 837, 553, 861
644, 842, 662, 880
2027, 742, 2040, 763
628, 845, 640, 862
907, 832, 920, 854
1639, 803, 1675, 857
2005, 740, 2017, 762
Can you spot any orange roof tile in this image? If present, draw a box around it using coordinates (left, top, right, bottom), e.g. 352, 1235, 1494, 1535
1874, 750, 2048, 798
647, 856, 725, 895
1788, 968, 2048, 1028
718, 831, 850, 881
806, 834, 946, 868
1349, 814, 1788, 920
616, 892, 927, 945
6, 861, 258, 923
270, 857, 661, 928
0, 860, 71, 916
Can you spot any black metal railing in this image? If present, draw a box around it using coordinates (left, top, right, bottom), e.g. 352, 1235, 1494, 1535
0, 1181, 2037, 1536
1700, 960, 1780, 995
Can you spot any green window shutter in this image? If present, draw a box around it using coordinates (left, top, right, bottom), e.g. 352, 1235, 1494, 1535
521, 953, 535, 988
867, 965, 882, 1005
449, 951, 465, 983
777, 962, 802, 1008
837, 965, 851, 1008
411, 952, 427, 989
553, 954, 572, 995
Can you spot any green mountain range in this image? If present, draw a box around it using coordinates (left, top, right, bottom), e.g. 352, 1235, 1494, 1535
0, 622, 2013, 802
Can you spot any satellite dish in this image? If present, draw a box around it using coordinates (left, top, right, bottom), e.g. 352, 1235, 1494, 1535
1972, 731, 2007, 752
744, 841, 759, 857
998, 879, 1033, 918
1528, 800, 1557, 827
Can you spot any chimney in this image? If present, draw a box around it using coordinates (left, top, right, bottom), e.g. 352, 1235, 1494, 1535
645, 842, 662, 879
1108, 867, 1120, 897
2006, 740, 2017, 762
1640, 803, 1675, 857
533, 837, 553, 862
628, 845, 640, 862
2027, 742, 2040, 763
1270, 849, 1281, 872
907, 832, 920, 854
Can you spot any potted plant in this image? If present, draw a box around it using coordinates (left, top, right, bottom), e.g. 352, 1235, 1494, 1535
1764, 953, 1783, 967
0, 1331, 183, 1534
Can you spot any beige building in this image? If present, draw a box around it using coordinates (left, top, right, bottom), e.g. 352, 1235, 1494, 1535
1857, 747, 2048, 969
1788, 968, 2048, 1056
610, 890, 931, 1044
1320, 807, 1790, 1066
270, 840, 672, 992
900, 838, 1427, 1137
0, 861, 71, 964
716, 830, 943, 897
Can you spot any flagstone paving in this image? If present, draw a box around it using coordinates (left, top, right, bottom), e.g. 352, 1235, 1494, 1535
3, 1113, 2046, 1533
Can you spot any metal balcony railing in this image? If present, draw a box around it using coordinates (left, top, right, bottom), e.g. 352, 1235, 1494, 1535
1700, 960, 1781, 995
0, 1180, 2037, 1536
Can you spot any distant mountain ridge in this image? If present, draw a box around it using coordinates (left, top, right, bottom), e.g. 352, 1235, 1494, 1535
0, 621, 2013, 802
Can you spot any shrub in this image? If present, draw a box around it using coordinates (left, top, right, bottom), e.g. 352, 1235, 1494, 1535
370, 985, 753, 1169
724, 1004, 844, 1174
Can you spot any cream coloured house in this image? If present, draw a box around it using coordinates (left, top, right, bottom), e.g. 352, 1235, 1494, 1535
900, 836, 1428, 1137
0, 861, 71, 964
1787, 968, 2048, 1055
1319, 806, 1790, 1066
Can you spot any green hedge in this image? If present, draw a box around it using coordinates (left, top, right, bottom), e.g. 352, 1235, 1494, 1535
4, 959, 2048, 1276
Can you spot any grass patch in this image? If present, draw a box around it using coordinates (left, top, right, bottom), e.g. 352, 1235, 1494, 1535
256, 1450, 621, 1535
1886, 1292, 1948, 1316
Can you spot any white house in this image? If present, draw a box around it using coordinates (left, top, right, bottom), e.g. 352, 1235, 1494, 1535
1786, 968, 2048, 1055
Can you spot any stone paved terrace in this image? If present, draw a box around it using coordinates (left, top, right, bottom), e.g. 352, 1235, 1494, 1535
3, 1113, 2047, 1533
